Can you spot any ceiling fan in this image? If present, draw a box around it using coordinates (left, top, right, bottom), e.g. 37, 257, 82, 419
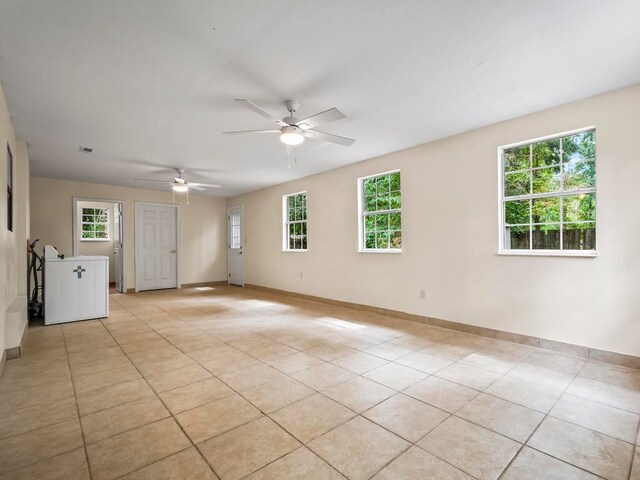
135, 168, 221, 192
224, 99, 355, 147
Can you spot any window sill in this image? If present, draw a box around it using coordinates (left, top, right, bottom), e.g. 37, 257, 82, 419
283, 249, 308, 253
359, 249, 402, 254
81, 239, 111, 243
498, 249, 597, 258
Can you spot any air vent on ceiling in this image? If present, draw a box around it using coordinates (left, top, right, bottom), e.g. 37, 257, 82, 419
79, 146, 93, 153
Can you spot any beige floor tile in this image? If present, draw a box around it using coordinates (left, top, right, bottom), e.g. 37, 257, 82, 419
122, 447, 217, 480
0, 419, 84, 474
421, 342, 475, 361
199, 417, 301, 480
550, 393, 639, 443
69, 355, 132, 378
241, 377, 314, 413
363, 363, 427, 390
395, 350, 455, 374
404, 377, 478, 413
0, 380, 75, 414
304, 341, 357, 361
632, 448, 640, 480
435, 361, 502, 390
308, 416, 409, 480
372, 446, 473, 480
201, 351, 263, 376
363, 393, 450, 442
145, 364, 213, 393
81, 396, 169, 443
501, 447, 599, 480
219, 363, 287, 391
527, 417, 634, 480
485, 376, 562, 413
73, 364, 142, 394
270, 393, 356, 443
456, 393, 544, 443
462, 351, 517, 375
292, 363, 355, 390
245, 447, 345, 480
119, 336, 170, 354
363, 342, 414, 360
176, 394, 262, 443
242, 342, 298, 361
86, 418, 191, 480
159, 378, 234, 414
567, 376, 640, 414
0, 447, 90, 480
322, 376, 396, 413
417, 416, 520, 480
264, 352, 325, 374
76, 378, 155, 416
330, 352, 389, 374
0, 396, 77, 439
507, 363, 576, 391
580, 361, 640, 390
0, 365, 71, 393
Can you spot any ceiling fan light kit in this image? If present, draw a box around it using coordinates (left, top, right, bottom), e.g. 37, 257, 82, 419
280, 125, 305, 145
224, 99, 355, 157
134, 168, 222, 204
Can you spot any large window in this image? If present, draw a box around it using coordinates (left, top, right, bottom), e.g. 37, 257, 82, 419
283, 191, 307, 251
81, 207, 110, 241
7, 144, 13, 232
500, 129, 596, 254
359, 171, 402, 252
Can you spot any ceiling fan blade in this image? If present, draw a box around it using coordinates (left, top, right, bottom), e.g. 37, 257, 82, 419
295, 107, 345, 130
234, 99, 288, 127
223, 129, 281, 135
304, 130, 355, 147
188, 182, 222, 189
135, 178, 172, 184
188, 185, 206, 191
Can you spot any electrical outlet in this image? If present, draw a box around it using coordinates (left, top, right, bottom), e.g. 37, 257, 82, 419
419, 289, 426, 300
299, 272, 304, 280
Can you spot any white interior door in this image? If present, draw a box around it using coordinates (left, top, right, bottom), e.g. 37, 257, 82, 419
113, 202, 124, 293
135, 203, 178, 291
227, 205, 244, 286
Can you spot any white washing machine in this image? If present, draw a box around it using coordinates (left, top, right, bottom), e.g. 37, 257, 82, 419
44, 245, 109, 325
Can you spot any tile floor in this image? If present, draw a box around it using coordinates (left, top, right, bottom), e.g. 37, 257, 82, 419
0, 285, 639, 480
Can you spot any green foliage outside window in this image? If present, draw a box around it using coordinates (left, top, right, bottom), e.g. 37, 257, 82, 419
503, 130, 596, 251
81, 208, 109, 240
362, 172, 402, 250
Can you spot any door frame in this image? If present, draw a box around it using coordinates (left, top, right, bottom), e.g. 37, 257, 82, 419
72, 196, 126, 293
227, 204, 244, 287
134, 202, 180, 293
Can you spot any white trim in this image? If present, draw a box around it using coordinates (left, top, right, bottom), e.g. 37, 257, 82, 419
357, 169, 402, 253
134, 202, 180, 292
497, 127, 597, 256
282, 191, 308, 252
72, 196, 127, 292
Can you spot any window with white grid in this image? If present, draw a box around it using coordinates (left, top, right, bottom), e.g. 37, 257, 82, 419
81, 207, 110, 241
500, 128, 596, 254
283, 192, 307, 251
358, 170, 402, 252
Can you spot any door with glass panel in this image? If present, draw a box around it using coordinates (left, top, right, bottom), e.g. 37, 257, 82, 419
227, 205, 244, 286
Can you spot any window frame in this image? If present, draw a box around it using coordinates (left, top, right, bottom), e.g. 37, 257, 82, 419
7, 143, 13, 232
357, 169, 402, 253
282, 190, 308, 252
80, 206, 111, 242
498, 126, 597, 257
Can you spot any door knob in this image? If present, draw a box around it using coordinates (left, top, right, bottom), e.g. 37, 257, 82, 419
170, 250, 177, 253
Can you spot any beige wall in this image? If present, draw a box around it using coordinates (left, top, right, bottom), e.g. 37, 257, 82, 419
31, 178, 228, 289
0, 83, 30, 357
76, 200, 116, 280
230, 84, 640, 357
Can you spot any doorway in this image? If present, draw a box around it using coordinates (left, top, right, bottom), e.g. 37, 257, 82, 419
227, 205, 244, 286
135, 202, 179, 292
72, 198, 125, 293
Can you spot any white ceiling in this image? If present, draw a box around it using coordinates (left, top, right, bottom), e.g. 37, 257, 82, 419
0, 0, 639, 197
